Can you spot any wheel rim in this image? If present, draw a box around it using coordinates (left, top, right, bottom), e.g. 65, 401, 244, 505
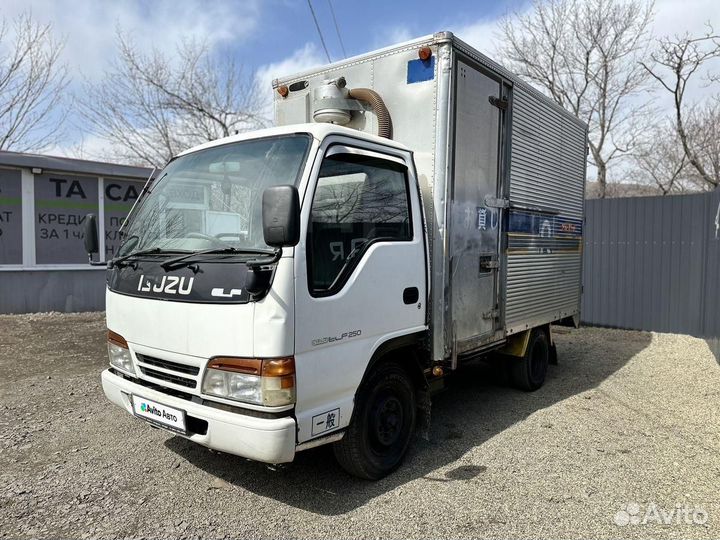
370, 392, 404, 449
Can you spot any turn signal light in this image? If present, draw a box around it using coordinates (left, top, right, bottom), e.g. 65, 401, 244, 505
207, 357, 261, 375
277, 85, 289, 98
207, 356, 295, 377
261, 357, 295, 377
108, 330, 128, 348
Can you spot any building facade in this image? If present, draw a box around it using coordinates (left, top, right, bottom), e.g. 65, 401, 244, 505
0, 151, 151, 313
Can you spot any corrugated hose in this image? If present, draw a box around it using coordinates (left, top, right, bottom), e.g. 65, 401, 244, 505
347, 88, 393, 139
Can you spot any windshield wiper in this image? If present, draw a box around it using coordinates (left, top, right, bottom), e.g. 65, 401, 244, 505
110, 248, 174, 268
160, 247, 278, 271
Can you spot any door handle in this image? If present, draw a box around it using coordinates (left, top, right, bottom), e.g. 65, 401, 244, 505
479, 255, 499, 272
403, 287, 419, 305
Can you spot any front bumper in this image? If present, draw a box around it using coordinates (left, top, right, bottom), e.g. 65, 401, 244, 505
101, 369, 297, 463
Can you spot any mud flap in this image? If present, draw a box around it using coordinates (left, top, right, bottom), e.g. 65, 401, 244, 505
548, 325, 558, 365
549, 342, 558, 365
498, 325, 558, 364
496, 329, 531, 358
417, 388, 432, 441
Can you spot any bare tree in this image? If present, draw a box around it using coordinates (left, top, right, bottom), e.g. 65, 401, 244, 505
640, 28, 720, 190
0, 13, 68, 152
634, 120, 687, 195
81, 33, 269, 167
499, 0, 654, 197
683, 98, 720, 190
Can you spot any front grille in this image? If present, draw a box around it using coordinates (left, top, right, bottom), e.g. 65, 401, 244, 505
113, 369, 195, 401
139, 366, 197, 388
136, 353, 199, 376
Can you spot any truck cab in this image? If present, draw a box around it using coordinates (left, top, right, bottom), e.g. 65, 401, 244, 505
99, 124, 428, 479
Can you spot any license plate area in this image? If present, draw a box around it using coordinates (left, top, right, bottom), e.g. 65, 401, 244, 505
131, 395, 187, 435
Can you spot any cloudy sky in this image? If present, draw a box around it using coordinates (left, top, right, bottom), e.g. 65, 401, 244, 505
1, 0, 718, 159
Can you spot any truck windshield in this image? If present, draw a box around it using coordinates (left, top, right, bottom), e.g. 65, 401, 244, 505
118, 134, 311, 257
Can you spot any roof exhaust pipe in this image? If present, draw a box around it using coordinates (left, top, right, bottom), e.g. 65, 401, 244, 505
312, 77, 393, 139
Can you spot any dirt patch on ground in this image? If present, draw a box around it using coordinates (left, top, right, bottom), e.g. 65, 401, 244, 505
1, 313, 718, 539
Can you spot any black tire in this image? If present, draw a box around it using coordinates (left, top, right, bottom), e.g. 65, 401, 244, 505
509, 328, 549, 391
333, 362, 416, 480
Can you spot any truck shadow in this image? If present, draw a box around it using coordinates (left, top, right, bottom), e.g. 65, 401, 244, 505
164, 328, 652, 515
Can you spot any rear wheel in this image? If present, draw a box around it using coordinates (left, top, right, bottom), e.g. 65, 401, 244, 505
333, 362, 416, 480
509, 328, 549, 391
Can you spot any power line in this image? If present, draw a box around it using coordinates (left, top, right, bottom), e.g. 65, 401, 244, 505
326, 0, 347, 59
306, 0, 332, 63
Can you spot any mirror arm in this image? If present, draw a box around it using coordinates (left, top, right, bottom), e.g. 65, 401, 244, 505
87, 253, 108, 267
245, 250, 281, 298
244, 248, 282, 299
245, 248, 282, 268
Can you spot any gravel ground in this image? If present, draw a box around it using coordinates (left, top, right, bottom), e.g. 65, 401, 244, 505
1, 312, 719, 539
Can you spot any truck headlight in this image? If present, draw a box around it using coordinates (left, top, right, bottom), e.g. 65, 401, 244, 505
107, 330, 136, 376
201, 357, 295, 407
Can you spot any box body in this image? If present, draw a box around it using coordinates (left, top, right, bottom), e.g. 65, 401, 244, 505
274, 32, 587, 362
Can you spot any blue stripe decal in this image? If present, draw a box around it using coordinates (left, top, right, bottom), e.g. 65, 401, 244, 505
508, 210, 583, 237
407, 57, 435, 84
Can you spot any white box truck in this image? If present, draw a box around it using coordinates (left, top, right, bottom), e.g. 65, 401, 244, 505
86, 32, 587, 479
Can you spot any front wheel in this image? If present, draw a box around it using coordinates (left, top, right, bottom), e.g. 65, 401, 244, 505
333, 362, 416, 480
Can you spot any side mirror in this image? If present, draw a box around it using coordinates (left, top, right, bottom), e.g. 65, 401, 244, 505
83, 213, 105, 266
262, 185, 300, 248
84, 213, 99, 255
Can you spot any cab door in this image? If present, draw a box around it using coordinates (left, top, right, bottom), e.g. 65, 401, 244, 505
293, 138, 427, 443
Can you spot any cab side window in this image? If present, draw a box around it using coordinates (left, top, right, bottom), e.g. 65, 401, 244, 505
308, 152, 411, 294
